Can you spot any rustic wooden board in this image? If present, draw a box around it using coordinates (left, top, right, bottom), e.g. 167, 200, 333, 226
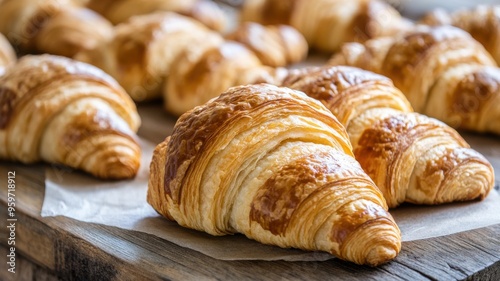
1, 102, 500, 280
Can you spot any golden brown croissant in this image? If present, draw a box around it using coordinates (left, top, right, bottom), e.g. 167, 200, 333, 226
86, 0, 227, 31
282, 66, 495, 208
240, 0, 413, 53
0, 54, 141, 179
164, 41, 288, 116
161, 21, 305, 115
0, 33, 16, 76
76, 12, 298, 113
225, 22, 308, 67
148, 83, 401, 266
330, 25, 500, 135
419, 5, 500, 65
0, 0, 113, 58
75, 12, 225, 102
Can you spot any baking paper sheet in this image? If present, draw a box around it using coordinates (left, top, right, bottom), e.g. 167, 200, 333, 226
40, 136, 500, 261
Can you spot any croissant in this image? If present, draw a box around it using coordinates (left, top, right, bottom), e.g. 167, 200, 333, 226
76, 12, 300, 113
225, 22, 308, 67
0, 54, 141, 180
86, 0, 227, 32
240, 0, 413, 53
148, 83, 401, 266
282, 66, 495, 208
164, 41, 289, 116
0, 0, 113, 58
0, 33, 16, 76
163, 24, 298, 116
330, 25, 500, 135
75, 12, 224, 102
419, 5, 500, 65
164, 21, 306, 115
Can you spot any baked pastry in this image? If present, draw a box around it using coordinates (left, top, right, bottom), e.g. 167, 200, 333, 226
148, 83, 401, 266
282, 66, 495, 207
164, 41, 288, 116
240, 0, 413, 53
76, 12, 225, 102
76, 12, 299, 114
330, 25, 500, 135
0, 0, 113, 58
0, 55, 141, 179
162, 20, 307, 115
225, 22, 308, 67
86, 0, 227, 31
0, 33, 16, 76
420, 5, 500, 64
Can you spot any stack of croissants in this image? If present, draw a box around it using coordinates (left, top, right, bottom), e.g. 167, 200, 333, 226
1, 0, 498, 266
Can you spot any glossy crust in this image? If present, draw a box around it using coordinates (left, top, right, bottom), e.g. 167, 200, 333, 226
148, 83, 401, 266
282, 66, 495, 207
0, 55, 141, 179
226, 22, 308, 67
240, 0, 413, 53
0, 0, 113, 58
330, 25, 500, 135
86, 0, 227, 31
420, 5, 500, 65
0, 33, 16, 76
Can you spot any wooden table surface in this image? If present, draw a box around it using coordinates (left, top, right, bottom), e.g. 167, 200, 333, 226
1, 103, 500, 281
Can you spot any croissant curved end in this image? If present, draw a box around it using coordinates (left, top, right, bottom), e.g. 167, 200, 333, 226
90, 149, 141, 180
352, 222, 402, 266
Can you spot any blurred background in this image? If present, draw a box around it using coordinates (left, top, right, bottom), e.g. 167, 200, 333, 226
393, 0, 500, 18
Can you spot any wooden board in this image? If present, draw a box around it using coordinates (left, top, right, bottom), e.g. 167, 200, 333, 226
1, 103, 500, 281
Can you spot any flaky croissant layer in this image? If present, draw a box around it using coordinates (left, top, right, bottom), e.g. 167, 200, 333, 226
0, 54, 141, 179
148, 84, 401, 266
0, 0, 113, 58
241, 0, 413, 53
282, 66, 495, 208
330, 25, 500, 136
419, 5, 500, 65
86, 0, 227, 31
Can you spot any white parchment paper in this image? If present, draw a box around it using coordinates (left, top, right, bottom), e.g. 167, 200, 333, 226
41, 137, 500, 261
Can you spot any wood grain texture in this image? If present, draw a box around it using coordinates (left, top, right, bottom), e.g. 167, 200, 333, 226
1, 103, 500, 280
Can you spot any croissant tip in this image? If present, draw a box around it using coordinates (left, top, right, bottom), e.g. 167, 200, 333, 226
104, 166, 139, 180
364, 246, 399, 267
92, 157, 141, 180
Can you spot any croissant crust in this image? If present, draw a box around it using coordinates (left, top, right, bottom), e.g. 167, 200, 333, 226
148, 83, 401, 266
0, 55, 141, 179
282, 66, 495, 207
0, 0, 113, 58
330, 25, 500, 135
